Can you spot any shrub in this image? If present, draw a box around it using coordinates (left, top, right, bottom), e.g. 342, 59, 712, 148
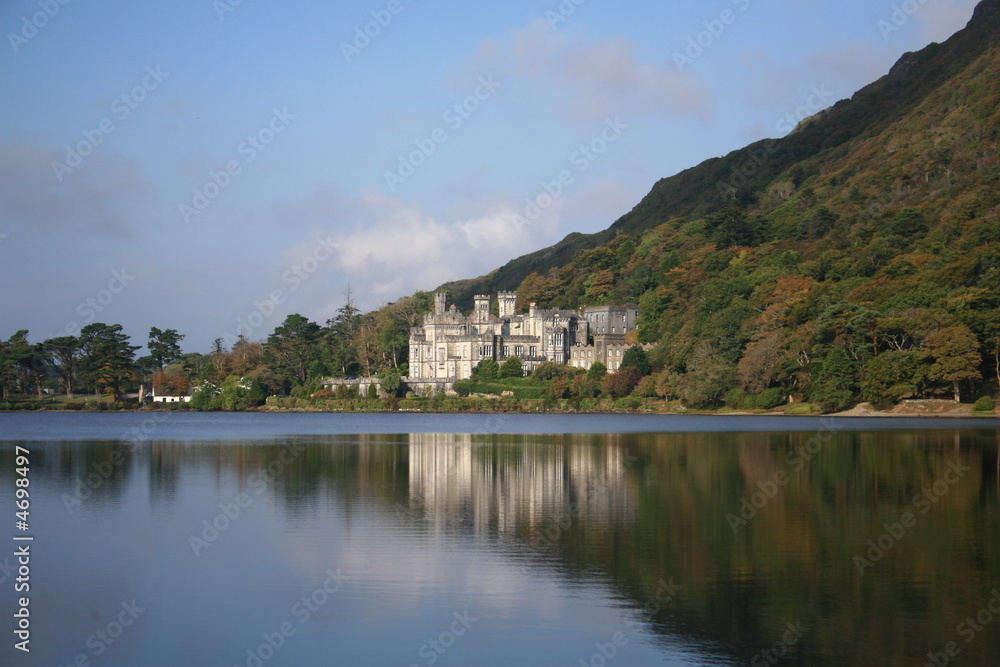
755, 387, 787, 410
725, 388, 747, 409
973, 395, 995, 413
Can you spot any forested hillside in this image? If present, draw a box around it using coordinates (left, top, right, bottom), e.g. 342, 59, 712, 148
433, 0, 1000, 410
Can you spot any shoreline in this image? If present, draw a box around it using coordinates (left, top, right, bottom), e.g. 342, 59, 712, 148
2, 401, 996, 419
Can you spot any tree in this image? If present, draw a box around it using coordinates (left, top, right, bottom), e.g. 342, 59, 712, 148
147, 327, 185, 370
218, 375, 266, 411
798, 206, 839, 240
499, 356, 523, 379
265, 314, 322, 387
153, 364, 192, 398
603, 367, 643, 398
922, 325, 982, 402
620, 345, 652, 375
43, 336, 80, 398
380, 368, 402, 398
586, 362, 607, 382
737, 331, 784, 393
860, 350, 926, 409
810, 348, 857, 413
708, 204, 758, 247
326, 287, 362, 376
78, 323, 139, 402
678, 358, 736, 408
473, 359, 499, 380
0, 337, 18, 401
531, 361, 574, 381
884, 208, 928, 238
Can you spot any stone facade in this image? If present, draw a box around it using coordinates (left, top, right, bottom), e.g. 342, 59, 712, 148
408, 291, 638, 384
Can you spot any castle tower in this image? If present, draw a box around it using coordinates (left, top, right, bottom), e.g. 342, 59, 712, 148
473, 294, 490, 323
434, 292, 447, 315
498, 291, 517, 318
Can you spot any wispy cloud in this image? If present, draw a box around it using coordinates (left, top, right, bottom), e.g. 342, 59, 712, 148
0, 142, 151, 238
463, 20, 710, 123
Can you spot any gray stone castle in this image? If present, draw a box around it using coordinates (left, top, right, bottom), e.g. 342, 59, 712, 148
407, 291, 638, 386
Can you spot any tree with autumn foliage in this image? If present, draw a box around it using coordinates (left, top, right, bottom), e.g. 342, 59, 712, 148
922, 324, 982, 402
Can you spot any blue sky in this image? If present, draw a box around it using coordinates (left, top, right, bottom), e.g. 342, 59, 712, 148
0, 0, 980, 353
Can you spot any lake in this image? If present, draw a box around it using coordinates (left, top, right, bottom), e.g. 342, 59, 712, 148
1, 412, 998, 666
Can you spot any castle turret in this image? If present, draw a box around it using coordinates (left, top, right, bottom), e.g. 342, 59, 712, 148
498, 291, 517, 318
473, 294, 490, 323
434, 292, 447, 315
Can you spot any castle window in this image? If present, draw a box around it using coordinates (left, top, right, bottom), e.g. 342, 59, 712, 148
530, 346, 537, 357
514, 345, 524, 357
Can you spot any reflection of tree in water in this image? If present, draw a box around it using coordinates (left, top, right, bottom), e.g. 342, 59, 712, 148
148, 442, 182, 504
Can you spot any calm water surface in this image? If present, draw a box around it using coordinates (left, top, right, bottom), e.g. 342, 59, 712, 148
1, 412, 998, 666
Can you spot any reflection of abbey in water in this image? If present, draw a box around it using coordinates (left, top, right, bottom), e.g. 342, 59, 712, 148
405, 433, 636, 536
408, 291, 638, 383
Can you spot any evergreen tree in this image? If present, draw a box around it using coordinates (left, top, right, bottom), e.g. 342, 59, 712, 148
810, 348, 857, 413
499, 356, 523, 379
621, 345, 652, 375
78, 323, 139, 401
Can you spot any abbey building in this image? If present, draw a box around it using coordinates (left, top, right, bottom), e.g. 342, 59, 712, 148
408, 292, 638, 383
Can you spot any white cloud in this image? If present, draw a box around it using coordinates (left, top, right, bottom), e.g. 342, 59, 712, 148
463, 20, 710, 123
329, 195, 544, 299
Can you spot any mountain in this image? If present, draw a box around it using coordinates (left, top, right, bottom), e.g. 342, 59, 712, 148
439, 0, 1000, 306
390, 0, 1000, 410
